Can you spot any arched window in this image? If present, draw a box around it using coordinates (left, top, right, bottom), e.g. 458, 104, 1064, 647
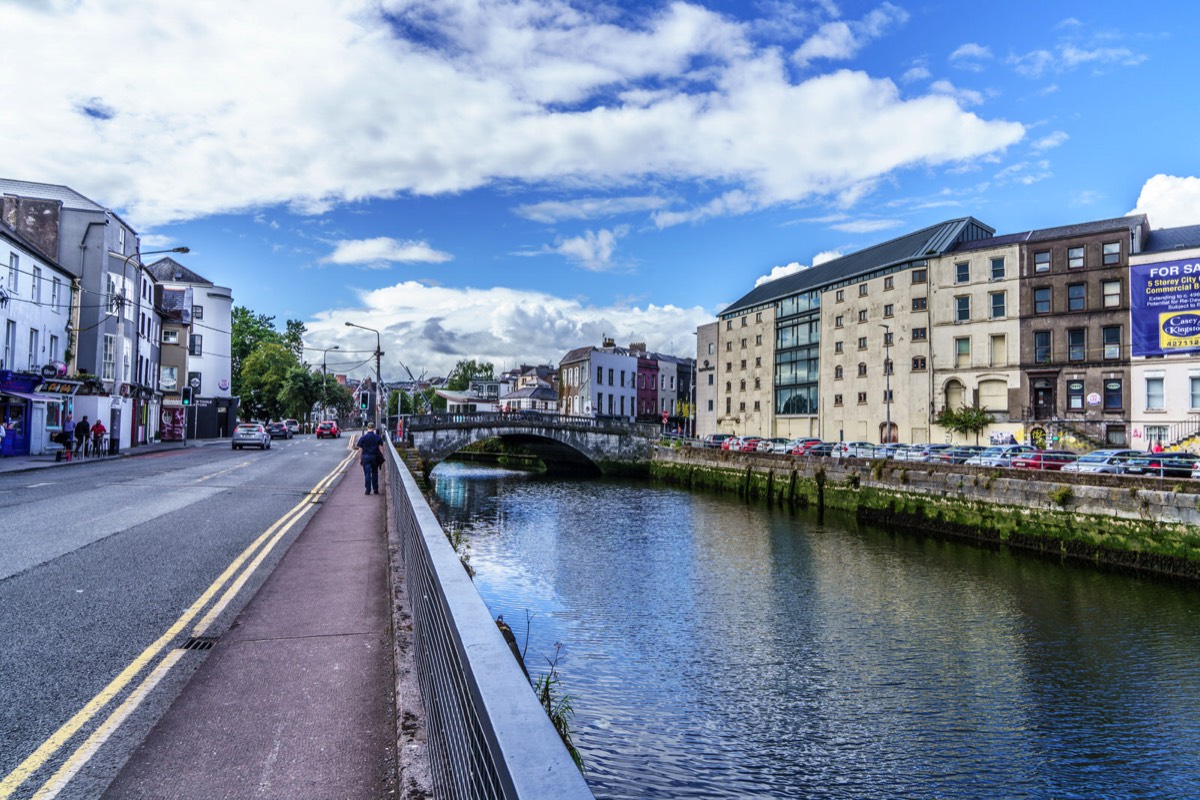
944, 379, 965, 410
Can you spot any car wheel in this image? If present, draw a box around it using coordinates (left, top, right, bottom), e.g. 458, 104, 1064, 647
265, 441, 271, 449
233, 444, 240, 450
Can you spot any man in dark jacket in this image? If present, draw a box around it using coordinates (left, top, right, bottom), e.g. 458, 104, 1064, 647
356, 422, 384, 495
75, 416, 90, 457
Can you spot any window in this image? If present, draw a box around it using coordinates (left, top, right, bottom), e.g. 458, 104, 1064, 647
990, 257, 1005, 280
103, 334, 115, 381
726, 320, 733, 330
835, 315, 844, 328
912, 268, 927, 284
883, 331, 893, 346
740, 379, 746, 391
52, 277, 62, 311
726, 341, 732, 351
755, 357, 761, 367
726, 362, 732, 372
912, 356, 927, 371
990, 291, 1005, 319
1034, 287, 1051, 314
857, 362, 867, 377
740, 359, 747, 369
912, 297, 927, 311
1102, 326, 1121, 360
739, 401, 746, 411
1103, 241, 1120, 265
753, 400, 761, 411
192, 305, 204, 320
1068, 246, 1084, 269
160, 365, 178, 392
834, 341, 844, 353
31, 267, 42, 304
49, 334, 59, 362
27, 328, 38, 369
834, 365, 844, 379
741, 338, 747, 349
883, 389, 893, 403
707, 342, 715, 355
597, 366, 602, 385
707, 399, 714, 411
836, 289, 845, 302
1067, 283, 1086, 311
884, 303, 894, 317
741, 317, 747, 327
857, 392, 868, 404
955, 337, 970, 368
990, 334, 1007, 366
189, 334, 203, 356
955, 296, 970, 322
884, 276, 894, 290
7, 253, 17, 291
754, 378, 761, 390
1067, 329, 1085, 362
912, 327, 927, 341
1191, 376, 1200, 410
1034, 331, 1051, 363
608, 368, 614, 385
1102, 280, 1121, 308
1034, 251, 1050, 273
755, 334, 762, 345
1103, 379, 1123, 410
726, 381, 732, 392
955, 262, 970, 284
708, 374, 714, 385
834, 394, 843, 406
1146, 377, 1165, 411
756, 312, 762, 323
1067, 380, 1084, 411
859, 283, 868, 296
2, 319, 13, 370
858, 309, 868, 322
857, 337, 867, 350
884, 359, 893, 376
726, 397, 731, 413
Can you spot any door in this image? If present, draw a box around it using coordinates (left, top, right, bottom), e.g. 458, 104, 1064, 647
1033, 380, 1055, 420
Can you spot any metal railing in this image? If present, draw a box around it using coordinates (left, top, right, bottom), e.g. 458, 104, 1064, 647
385, 439, 594, 800
405, 411, 659, 437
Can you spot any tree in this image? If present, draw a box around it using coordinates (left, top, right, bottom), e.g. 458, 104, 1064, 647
284, 319, 307, 364
278, 365, 323, 421
240, 342, 297, 421
231, 307, 284, 399
936, 403, 994, 444
446, 359, 495, 391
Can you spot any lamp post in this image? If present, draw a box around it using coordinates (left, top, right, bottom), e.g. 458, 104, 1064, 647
107, 246, 189, 452
344, 321, 383, 429
880, 323, 892, 444
321, 345, 339, 424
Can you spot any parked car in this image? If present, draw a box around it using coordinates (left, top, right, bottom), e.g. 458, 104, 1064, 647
757, 437, 791, 453
903, 443, 955, 462
1011, 450, 1079, 470
788, 438, 825, 455
702, 433, 732, 449
315, 420, 341, 439
832, 441, 876, 459
873, 443, 909, 459
806, 442, 836, 457
1060, 449, 1143, 474
266, 421, 292, 440
738, 437, 764, 452
964, 445, 1038, 467
1121, 452, 1199, 478
721, 436, 742, 451
232, 422, 271, 450
933, 445, 987, 464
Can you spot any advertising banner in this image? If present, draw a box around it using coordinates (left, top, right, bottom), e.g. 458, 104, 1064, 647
160, 407, 186, 441
1131, 257, 1200, 356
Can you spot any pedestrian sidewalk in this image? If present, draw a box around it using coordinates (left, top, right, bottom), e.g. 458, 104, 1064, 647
0, 438, 224, 474
101, 454, 400, 798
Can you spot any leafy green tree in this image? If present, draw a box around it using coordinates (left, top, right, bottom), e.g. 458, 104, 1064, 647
278, 365, 323, 421
284, 319, 307, 364
446, 359, 495, 391
231, 307, 284, 399
936, 403, 994, 444
240, 343, 296, 421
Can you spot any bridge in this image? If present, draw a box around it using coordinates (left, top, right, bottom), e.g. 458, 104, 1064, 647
403, 412, 661, 475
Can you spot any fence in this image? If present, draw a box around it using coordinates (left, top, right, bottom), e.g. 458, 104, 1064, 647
385, 439, 594, 800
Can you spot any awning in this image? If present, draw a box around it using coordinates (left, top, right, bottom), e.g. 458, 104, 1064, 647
1, 390, 65, 403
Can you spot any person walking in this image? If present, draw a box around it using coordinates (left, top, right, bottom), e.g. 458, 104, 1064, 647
75, 416, 90, 457
356, 422, 384, 495
62, 413, 75, 461
90, 418, 107, 457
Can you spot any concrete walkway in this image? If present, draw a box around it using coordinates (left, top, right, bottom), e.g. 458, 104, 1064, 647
100, 452, 401, 799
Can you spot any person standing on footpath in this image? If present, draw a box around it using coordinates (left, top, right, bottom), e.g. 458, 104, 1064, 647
63, 413, 75, 461
356, 422, 384, 495
75, 416, 90, 457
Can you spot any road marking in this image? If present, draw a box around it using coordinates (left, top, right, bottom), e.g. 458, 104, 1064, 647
25, 483, 55, 488
0, 455, 353, 800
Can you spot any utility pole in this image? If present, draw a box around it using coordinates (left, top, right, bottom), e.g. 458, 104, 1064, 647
345, 322, 383, 429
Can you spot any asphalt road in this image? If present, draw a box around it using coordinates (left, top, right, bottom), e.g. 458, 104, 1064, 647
0, 435, 356, 800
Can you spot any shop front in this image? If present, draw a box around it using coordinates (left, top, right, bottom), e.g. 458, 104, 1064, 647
0, 370, 74, 456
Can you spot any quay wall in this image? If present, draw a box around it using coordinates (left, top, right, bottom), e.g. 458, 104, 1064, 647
651, 447, 1200, 582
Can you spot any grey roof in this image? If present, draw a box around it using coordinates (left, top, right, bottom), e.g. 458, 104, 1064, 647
0, 219, 71, 274
504, 385, 558, 401
146, 257, 213, 285
950, 231, 1031, 253
1143, 224, 1200, 253
721, 217, 993, 316
0, 178, 108, 213
1023, 213, 1147, 243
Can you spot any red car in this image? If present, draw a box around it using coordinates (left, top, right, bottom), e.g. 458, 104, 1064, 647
738, 437, 764, 452
788, 438, 824, 455
1011, 450, 1078, 470
315, 420, 341, 439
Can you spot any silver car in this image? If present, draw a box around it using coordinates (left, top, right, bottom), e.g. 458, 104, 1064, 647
232, 422, 271, 450
964, 445, 1038, 467
1061, 449, 1145, 474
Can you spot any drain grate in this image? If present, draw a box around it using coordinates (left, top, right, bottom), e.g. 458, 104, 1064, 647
182, 636, 219, 651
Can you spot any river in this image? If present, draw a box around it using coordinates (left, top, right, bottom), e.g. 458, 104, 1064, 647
430, 461, 1200, 800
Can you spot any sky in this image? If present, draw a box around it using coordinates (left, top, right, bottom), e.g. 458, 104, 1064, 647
4, 0, 1200, 382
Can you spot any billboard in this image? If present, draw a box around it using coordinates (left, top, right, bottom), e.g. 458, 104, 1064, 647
1131, 257, 1200, 357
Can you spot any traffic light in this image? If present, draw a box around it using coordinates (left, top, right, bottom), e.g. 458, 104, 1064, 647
360, 393, 369, 410
181, 386, 192, 406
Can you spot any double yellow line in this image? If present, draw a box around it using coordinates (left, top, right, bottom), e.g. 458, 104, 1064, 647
0, 452, 356, 800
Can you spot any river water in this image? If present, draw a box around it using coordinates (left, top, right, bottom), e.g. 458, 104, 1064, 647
430, 462, 1200, 800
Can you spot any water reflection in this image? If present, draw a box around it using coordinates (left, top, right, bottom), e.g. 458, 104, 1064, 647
431, 461, 1200, 800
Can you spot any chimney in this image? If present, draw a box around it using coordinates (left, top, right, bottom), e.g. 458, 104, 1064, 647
602, 336, 616, 348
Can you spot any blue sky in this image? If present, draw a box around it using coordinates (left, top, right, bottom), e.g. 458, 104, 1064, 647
4, 0, 1199, 380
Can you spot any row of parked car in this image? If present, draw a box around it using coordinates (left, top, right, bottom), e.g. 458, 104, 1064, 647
699, 434, 1200, 478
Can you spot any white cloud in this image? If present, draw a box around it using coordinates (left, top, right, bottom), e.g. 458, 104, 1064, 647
513, 195, 667, 223
1131, 175, 1200, 229
793, 2, 909, 67
1, 0, 1021, 231
755, 262, 807, 287
831, 218, 903, 233
901, 65, 931, 83
812, 249, 842, 266
316, 281, 711, 377
1009, 42, 1145, 78
547, 227, 628, 271
1030, 130, 1069, 151
949, 43, 992, 72
322, 237, 453, 267
929, 79, 984, 107
652, 190, 756, 229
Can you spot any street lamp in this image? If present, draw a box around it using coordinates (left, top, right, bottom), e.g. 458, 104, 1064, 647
106, 246, 189, 452
321, 345, 339, 423
880, 323, 892, 444
344, 321, 383, 429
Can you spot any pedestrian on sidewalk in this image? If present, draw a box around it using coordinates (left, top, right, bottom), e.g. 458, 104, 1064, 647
75, 416, 90, 457
357, 422, 384, 495
90, 418, 107, 457
63, 413, 75, 461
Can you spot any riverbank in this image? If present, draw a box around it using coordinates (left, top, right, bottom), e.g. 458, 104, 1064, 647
651, 446, 1200, 582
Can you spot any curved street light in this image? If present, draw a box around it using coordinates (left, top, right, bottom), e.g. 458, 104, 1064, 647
344, 321, 383, 429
